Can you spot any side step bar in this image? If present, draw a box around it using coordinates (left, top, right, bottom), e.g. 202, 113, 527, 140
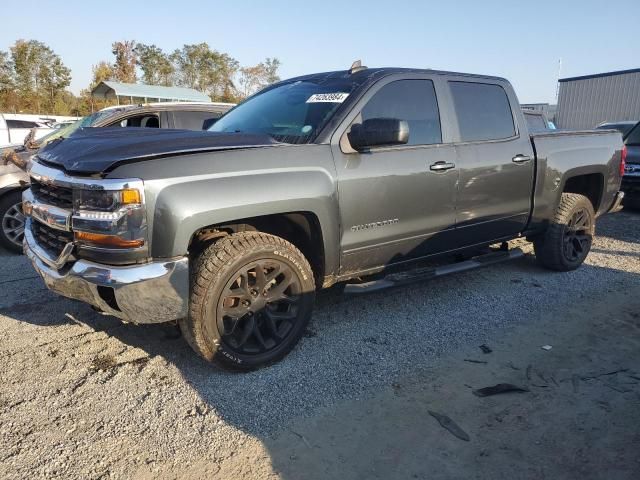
343, 248, 525, 295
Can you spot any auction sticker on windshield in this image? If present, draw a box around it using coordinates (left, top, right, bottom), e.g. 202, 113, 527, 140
306, 93, 349, 103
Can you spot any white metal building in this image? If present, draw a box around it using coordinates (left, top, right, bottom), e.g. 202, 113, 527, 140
555, 68, 640, 129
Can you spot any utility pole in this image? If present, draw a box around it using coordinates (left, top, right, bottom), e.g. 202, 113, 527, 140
555, 58, 562, 103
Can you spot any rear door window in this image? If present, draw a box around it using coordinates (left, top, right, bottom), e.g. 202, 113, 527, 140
172, 111, 223, 130
449, 82, 516, 142
360, 79, 442, 145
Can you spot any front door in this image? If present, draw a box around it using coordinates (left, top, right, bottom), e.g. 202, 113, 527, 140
331, 77, 459, 274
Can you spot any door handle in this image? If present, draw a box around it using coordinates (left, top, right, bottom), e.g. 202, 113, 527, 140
430, 161, 456, 172
512, 154, 532, 164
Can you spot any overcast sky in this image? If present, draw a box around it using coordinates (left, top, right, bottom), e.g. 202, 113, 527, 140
2, 0, 638, 104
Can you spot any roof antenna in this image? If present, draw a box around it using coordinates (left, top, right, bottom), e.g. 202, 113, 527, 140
349, 60, 367, 74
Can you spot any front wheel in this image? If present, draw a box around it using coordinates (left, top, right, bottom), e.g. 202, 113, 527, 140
533, 193, 595, 271
0, 191, 26, 254
180, 232, 316, 371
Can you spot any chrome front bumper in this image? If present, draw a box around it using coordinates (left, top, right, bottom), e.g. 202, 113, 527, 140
24, 226, 189, 324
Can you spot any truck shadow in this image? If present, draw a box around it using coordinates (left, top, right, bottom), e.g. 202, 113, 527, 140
3, 252, 639, 430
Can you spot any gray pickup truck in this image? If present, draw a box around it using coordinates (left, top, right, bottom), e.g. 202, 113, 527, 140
22, 66, 625, 370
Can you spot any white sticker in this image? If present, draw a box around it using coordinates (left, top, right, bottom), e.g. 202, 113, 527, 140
306, 93, 349, 103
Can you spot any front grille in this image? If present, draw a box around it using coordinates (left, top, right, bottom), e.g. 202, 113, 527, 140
31, 221, 73, 258
31, 179, 73, 209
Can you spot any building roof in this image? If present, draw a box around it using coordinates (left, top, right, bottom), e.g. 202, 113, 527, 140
559, 68, 640, 83
91, 81, 210, 102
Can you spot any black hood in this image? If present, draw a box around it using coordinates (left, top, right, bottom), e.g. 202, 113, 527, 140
36, 128, 278, 174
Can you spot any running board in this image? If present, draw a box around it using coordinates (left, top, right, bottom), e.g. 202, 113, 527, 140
343, 248, 525, 295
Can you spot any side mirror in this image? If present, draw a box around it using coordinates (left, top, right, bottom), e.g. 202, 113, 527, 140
347, 118, 409, 151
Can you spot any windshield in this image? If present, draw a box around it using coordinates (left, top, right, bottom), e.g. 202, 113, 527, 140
34, 109, 119, 147
209, 79, 356, 143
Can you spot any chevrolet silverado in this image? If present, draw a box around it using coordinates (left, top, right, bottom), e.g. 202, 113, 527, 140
22, 65, 625, 370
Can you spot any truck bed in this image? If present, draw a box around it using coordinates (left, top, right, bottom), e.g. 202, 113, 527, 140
528, 128, 623, 230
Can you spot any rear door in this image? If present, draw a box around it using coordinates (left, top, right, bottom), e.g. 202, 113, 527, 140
331, 75, 459, 273
447, 79, 535, 245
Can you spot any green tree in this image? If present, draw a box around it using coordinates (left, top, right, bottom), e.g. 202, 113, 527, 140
262, 57, 281, 84
171, 43, 239, 101
238, 57, 282, 99
91, 61, 115, 87
111, 40, 137, 83
0, 51, 17, 112
0, 51, 13, 91
135, 44, 175, 86
76, 61, 116, 114
39, 56, 72, 112
10, 39, 71, 113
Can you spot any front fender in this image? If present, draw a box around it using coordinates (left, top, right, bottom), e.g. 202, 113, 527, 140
108, 145, 341, 277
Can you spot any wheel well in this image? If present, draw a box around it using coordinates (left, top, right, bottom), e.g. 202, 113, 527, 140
0, 187, 23, 200
189, 212, 325, 287
563, 174, 603, 211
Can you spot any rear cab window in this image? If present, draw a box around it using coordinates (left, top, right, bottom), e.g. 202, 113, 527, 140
449, 81, 516, 142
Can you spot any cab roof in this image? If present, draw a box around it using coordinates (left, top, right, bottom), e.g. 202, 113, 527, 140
284, 67, 508, 86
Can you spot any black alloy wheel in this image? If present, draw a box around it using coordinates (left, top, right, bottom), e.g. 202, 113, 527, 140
214, 259, 302, 355
563, 207, 592, 263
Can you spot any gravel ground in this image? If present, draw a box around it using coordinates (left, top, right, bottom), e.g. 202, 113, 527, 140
0, 210, 638, 479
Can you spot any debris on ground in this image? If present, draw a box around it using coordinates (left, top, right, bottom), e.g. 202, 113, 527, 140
479, 344, 493, 354
581, 368, 628, 380
89, 354, 117, 371
571, 374, 580, 393
526, 364, 533, 381
472, 383, 530, 397
428, 410, 470, 441
290, 430, 312, 449
541, 345, 553, 351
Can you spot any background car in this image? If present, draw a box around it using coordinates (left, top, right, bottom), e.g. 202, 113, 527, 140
0, 113, 80, 149
597, 121, 640, 209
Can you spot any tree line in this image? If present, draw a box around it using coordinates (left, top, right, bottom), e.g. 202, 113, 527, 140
0, 39, 282, 116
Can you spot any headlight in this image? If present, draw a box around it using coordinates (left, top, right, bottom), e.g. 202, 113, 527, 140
72, 187, 147, 250
75, 188, 142, 212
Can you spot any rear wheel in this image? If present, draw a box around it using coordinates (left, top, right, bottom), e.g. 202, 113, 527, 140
0, 191, 25, 253
533, 193, 595, 271
180, 232, 315, 370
